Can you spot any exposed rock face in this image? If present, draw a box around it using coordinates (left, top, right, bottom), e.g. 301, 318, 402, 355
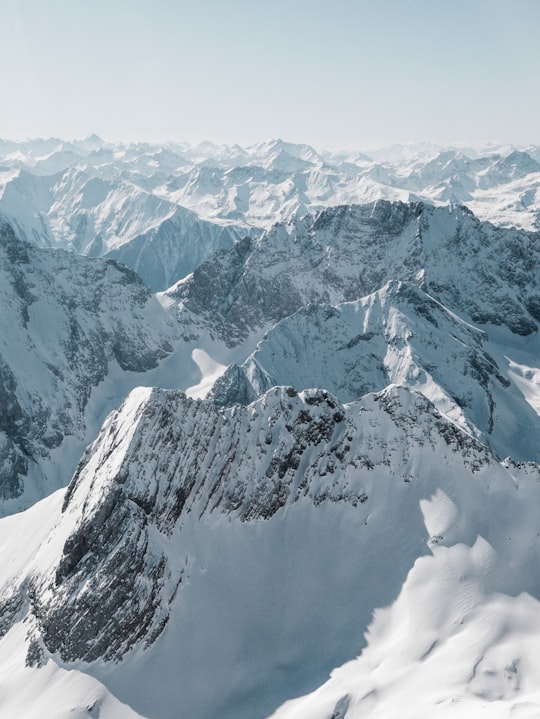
0, 220, 176, 501
208, 362, 258, 407
171, 202, 540, 344
15, 383, 496, 665
209, 279, 534, 462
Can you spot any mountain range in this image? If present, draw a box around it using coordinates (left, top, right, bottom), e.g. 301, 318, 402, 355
0, 138, 539, 719
1, 137, 539, 290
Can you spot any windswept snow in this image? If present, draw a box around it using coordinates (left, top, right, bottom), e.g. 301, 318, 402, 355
0, 624, 148, 719
186, 349, 228, 398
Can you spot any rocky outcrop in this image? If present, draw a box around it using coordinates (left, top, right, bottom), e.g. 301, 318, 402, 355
171, 202, 540, 344
18, 383, 500, 665
0, 220, 176, 502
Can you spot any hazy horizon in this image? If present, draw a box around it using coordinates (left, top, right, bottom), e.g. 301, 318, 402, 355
1, 0, 539, 148
0, 135, 537, 156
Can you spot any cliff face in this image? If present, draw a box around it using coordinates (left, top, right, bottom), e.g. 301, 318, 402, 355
0, 220, 176, 504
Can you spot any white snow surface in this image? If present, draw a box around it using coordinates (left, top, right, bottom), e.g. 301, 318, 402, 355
186, 348, 228, 398
0, 623, 148, 719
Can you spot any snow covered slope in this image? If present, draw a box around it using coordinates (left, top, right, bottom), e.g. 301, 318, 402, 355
1, 384, 539, 719
270, 547, 540, 719
0, 218, 176, 509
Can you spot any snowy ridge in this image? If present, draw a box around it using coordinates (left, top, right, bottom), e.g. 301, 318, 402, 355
2, 383, 538, 719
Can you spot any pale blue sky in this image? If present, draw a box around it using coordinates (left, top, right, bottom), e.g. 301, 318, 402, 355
1, 0, 538, 148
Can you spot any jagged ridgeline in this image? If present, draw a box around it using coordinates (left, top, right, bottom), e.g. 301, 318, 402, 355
2, 201, 540, 508
1, 139, 539, 296
2, 384, 539, 719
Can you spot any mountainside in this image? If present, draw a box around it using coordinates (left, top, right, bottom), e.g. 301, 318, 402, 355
2, 383, 539, 719
0, 218, 176, 510
270, 478, 540, 719
172, 202, 540, 346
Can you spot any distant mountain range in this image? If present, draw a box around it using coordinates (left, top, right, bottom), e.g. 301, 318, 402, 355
1, 137, 539, 290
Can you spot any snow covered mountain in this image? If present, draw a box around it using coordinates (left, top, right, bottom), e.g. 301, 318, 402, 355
0, 218, 176, 511
1, 175, 540, 719
1, 137, 540, 292
172, 201, 540, 344
2, 383, 539, 719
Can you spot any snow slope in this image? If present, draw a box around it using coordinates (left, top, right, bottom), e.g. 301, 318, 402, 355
270, 495, 540, 719
1, 384, 539, 719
